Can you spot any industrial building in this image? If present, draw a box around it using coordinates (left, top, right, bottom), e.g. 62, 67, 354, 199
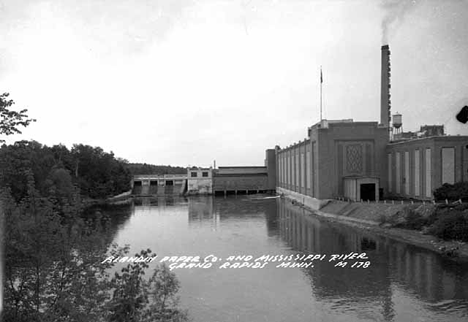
275, 44, 468, 207
277, 120, 388, 202
187, 167, 213, 195
131, 45, 467, 201
211, 149, 276, 195
131, 174, 186, 196
387, 136, 468, 199
131, 150, 277, 196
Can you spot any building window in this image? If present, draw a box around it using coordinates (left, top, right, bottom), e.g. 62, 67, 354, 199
414, 150, 420, 197
202, 172, 209, 177
441, 147, 455, 185
388, 153, 392, 193
396, 152, 401, 194
404, 151, 410, 195
425, 148, 431, 198
191, 172, 198, 177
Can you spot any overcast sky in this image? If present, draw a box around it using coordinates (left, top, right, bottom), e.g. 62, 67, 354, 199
1, 0, 467, 166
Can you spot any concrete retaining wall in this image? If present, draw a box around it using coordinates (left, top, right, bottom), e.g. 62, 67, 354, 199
277, 187, 330, 210
278, 186, 406, 226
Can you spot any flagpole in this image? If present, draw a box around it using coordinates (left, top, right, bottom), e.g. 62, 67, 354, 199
320, 66, 323, 121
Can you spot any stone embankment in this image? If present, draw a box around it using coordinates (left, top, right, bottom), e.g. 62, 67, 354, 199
284, 197, 468, 262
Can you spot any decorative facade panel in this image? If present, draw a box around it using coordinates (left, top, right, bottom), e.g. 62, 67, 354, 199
346, 144, 363, 174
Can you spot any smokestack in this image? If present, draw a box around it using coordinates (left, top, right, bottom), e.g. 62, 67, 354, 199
380, 45, 391, 129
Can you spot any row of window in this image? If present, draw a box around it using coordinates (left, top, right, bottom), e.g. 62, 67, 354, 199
278, 149, 312, 193
191, 172, 209, 178
388, 147, 456, 198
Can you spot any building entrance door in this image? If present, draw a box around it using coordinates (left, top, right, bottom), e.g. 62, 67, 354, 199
360, 183, 376, 201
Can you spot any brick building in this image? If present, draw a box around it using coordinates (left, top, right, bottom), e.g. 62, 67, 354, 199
274, 44, 468, 206
277, 120, 388, 206
387, 136, 468, 199
211, 149, 276, 194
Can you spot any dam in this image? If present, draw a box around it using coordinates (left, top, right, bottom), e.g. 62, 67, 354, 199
131, 174, 187, 196
131, 150, 277, 196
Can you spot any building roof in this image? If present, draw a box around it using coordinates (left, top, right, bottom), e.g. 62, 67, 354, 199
388, 135, 468, 146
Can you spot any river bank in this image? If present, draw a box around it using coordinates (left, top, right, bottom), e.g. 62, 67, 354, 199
283, 197, 468, 263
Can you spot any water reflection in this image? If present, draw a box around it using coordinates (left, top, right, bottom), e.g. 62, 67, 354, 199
83, 203, 133, 244
188, 196, 216, 226
277, 199, 468, 321
109, 196, 468, 322
133, 196, 188, 208
187, 196, 269, 230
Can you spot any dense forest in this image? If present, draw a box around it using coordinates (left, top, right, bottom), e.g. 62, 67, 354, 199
0, 141, 190, 202
0, 141, 132, 202
127, 163, 187, 176
1, 93, 189, 321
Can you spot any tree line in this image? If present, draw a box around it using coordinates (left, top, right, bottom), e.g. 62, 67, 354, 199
0, 141, 132, 202
1, 93, 190, 321
127, 163, 187, 176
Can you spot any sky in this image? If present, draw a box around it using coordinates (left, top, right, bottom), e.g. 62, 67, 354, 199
1, 0, 468, 167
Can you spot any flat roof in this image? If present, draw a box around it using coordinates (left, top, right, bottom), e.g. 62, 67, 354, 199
388, 135, 468, 146
218, 166, 266, 169
309, 120, 380, 129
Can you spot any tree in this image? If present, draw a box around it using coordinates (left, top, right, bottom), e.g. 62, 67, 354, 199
142, 264, 189, 322
69, 144, 131, 199
1, 180, 118, 322
108, 251, 190, 322
2, 180, 189, 322
0, 93, 36, 142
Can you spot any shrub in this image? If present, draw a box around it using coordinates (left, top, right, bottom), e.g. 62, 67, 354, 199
404, 209, 428, 230
433, 182, 468, 202
391, 207, 428, 230
427, 211, 468, 242
425, 207, 439, 226
454, 203, 468, 211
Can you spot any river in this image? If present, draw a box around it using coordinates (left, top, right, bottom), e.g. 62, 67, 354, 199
109, 195, 468, 322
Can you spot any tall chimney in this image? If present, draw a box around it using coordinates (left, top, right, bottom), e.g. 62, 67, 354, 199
380, 45, 391, 128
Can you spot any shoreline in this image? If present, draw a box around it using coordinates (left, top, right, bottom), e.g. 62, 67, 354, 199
283, 196, 468, 263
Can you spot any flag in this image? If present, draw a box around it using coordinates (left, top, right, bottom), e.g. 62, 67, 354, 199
320, 67, 323, 84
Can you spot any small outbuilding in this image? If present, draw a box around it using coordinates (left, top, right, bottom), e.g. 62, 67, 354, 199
343, 176, 380, 201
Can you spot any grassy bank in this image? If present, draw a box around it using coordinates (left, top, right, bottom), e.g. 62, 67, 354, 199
286, 198, 468, 261
378, 203, 468, 255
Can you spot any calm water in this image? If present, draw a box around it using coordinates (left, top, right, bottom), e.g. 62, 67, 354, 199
109, 196, 468, 322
